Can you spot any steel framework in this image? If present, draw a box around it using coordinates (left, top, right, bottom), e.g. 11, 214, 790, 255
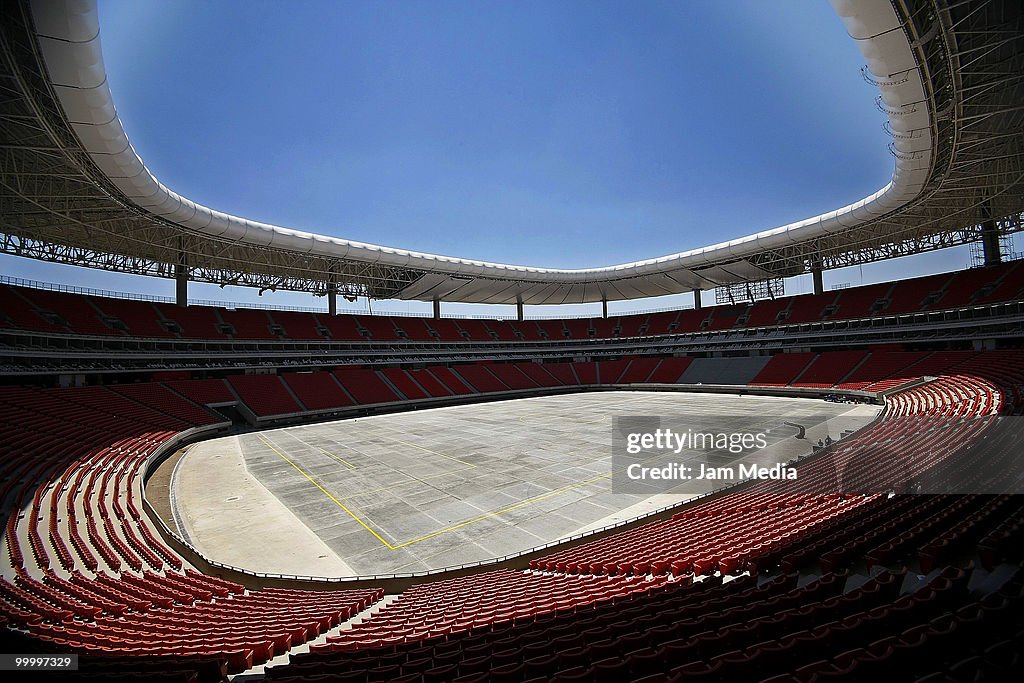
1, 0, 1022, 304
715, 279, 786, 305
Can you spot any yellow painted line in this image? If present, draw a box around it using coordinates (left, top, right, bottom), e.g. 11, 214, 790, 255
279, 430, 358, 470
387, 444, 682, 548
337, 465, 477, 502
377, 433, 476, 467
390, 471, 612, 549
316, 446, 357, 470
256, 434, 395, 549
255, 430, 666, 553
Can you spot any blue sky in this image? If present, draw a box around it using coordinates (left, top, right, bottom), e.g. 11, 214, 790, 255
4, 0, 1005, 317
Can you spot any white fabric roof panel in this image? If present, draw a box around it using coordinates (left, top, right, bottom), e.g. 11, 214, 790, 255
29, 0, 933, 305
393, 273, 454, 301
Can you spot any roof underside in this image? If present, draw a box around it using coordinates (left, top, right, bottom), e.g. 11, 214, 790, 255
1, 0, 1022, 304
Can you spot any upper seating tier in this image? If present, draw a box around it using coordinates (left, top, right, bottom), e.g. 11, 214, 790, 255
3, 263, 1020, 343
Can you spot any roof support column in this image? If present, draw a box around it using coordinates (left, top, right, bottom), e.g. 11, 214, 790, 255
812, 264, 824, 296
692, 288, 702, 311
327, 266, 337, 316
432, 298, 441, 320
175, 240, 188, 307
516, 298, 524, 322
601, 298, 608, 319
981, 201, 1002, 266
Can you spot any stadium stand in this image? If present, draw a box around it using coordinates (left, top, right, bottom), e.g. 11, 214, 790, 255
111, 383, 225, 426
878, 351, 980, 385
510, 319, 545, 341
837, 351, 929, 391
395, 317, 436, 342
563, 318, 591, 340
269, 311, 324, 341
976, 261, 1024, 304
455, 320, 493, 342
164, 379, 236, 407
3, 0, 1024, 677
677, 356, 772, 385
929, 267, 1008, 310
18, 289, 117, 336
281, 372, 354, 411
744, 298, 791, 327
486, 320, 519, 342
3, 262, 1023, 344
333, 367, 402, 404
1, 350, 1021, 680
380, 367, 431, 400
313, 571, 662, 653
533, 319, 567, 341
316, 314, 364, 341
357, 315, 399, 341
673, 308, 709, 333
226, 375, 303, 416
91, 298, 177, 338
882, 272, 953, 315
154, 304, 228, 340
511, 361, 560, 387
217, 309, 277, 340
596, 358, 631, 385
452, 364, 509, 393
591, 316, 616, 338
646, 357, 694, 383
573, 361, 599, 385
426, 366, 477, 394
617, 314, 648, 338
406, 368, 453, 397
791, 351, 869, 388
616, 357, 662, 384
427, 319, 466, 342
0, 285, 65, 332
829, 282, 891, 319
749, 352, 817, 386
705, 304, 748, 330
486, 363, 541, 390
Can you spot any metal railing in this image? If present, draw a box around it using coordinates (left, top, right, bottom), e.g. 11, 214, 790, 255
1, 274, 696, 320
0, 275, 336, 313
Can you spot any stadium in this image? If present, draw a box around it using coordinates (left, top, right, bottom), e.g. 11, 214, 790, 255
1, 0, 1023, 681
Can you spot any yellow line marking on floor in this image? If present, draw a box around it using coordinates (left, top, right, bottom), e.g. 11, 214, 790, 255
256, 434, 395, 549
389, 471, 612, 549
386, 441, 690, 548
278, 430, 358, 470
380, 434, 476, 467
255, 428, 655, 552
336, 465, 477, 502
316, 446, 357, 470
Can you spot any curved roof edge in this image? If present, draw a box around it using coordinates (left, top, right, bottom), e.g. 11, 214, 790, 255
28, 0, 931, 290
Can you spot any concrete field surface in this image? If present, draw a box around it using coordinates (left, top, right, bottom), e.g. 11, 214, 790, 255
173, 391, 878, 577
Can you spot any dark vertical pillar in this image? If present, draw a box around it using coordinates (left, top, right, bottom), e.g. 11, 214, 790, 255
516, 298, 524, 322
175, 242, 188, 307
602, 298, 608, 319
981, 202, 1002, 266
327, 267, 337, 316
812, 267, 824, 296
692, 288, 702, 310
432, 298, 441, 320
